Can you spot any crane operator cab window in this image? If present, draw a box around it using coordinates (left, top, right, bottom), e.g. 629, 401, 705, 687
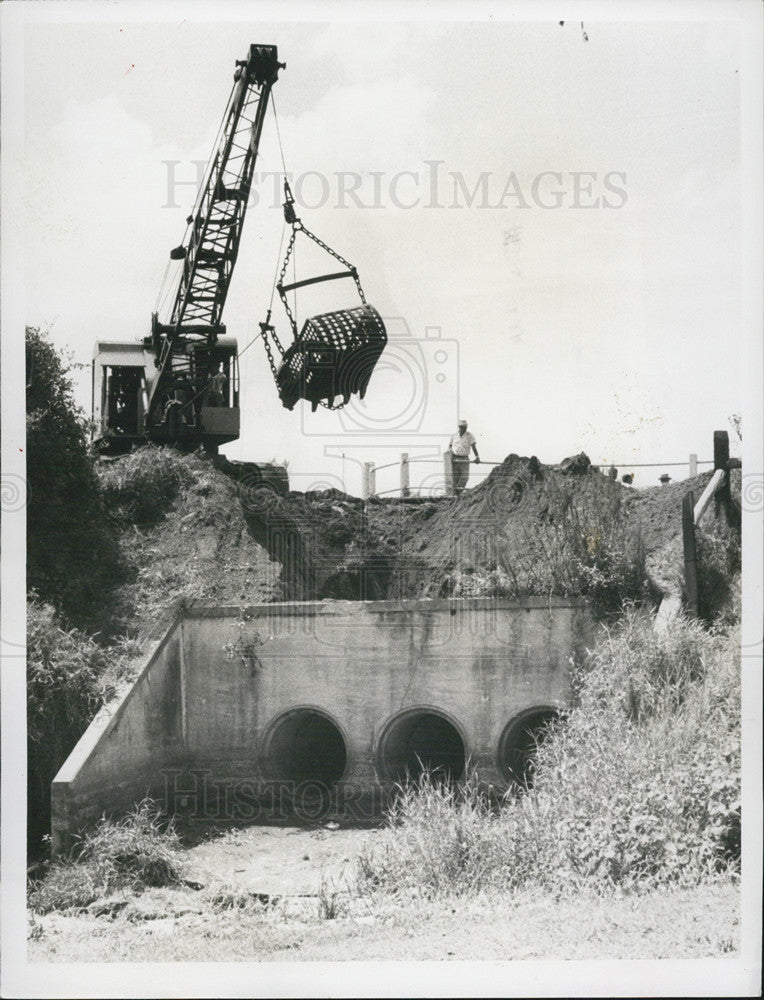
204, 359, 230, 407
194, 344, 240, 447
105, 366, 143, 437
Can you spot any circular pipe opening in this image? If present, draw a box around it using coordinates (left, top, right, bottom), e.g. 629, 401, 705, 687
498, 707, 560, 789
264, 708, 347, 787
379, 710, 466, 784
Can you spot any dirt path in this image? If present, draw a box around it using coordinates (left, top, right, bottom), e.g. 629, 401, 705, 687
185, 823, 382, 896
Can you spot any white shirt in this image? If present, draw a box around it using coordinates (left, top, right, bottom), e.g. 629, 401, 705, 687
450, 430, 475, 458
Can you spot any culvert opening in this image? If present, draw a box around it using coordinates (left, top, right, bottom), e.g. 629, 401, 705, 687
379, 710, 465, 785
265, 709, 347, 787
499, 707, 560, 790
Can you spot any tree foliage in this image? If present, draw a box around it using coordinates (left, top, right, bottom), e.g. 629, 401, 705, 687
26, 326, 122, 627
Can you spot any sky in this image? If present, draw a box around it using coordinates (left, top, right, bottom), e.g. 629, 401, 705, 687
1, 6, 763, 997
8, 5, 755, 495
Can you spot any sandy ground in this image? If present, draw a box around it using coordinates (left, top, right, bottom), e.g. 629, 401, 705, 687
184, 822, 383, 896
28, 825, 741, 964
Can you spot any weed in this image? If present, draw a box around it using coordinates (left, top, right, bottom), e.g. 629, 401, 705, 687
357, 613, 740, 898
506, 476, 647, 615
316, 875, 346, 920
204, 884, 275, 912
27, 596, 115, 851
29, 799, 186, 914
98, 446, 195, 524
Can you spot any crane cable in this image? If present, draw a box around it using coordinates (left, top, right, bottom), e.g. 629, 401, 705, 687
259, 91, 294, 360
269, 93, 298, 329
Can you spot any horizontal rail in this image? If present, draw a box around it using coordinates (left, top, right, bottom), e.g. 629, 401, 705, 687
363, 448, 721, 503
394, 456, 714, 469
406, 456, 503, 466
605, 460, 713, 468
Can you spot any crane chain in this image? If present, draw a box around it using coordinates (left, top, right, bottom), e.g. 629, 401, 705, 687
261, 326, 280, 379
277, 227, 300, 336
269, 217, 371, 411
299, 224, 368, 305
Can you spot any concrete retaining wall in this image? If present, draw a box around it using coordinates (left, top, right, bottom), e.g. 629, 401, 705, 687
52, 597, 594, 853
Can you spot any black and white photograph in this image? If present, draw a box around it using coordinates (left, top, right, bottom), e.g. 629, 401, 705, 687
1, 1, 762, 996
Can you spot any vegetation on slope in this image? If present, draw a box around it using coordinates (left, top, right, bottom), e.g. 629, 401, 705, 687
357, 610, 740, 897
26, 326, 124, 629
29, 799, 187, 914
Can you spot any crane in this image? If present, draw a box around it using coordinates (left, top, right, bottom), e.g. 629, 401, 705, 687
145, 43, 284, 450
92, 42, 385, 463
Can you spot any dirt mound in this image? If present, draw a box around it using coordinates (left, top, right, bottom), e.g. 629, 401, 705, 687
98, 449, 283, 640
96, 447, 740, 640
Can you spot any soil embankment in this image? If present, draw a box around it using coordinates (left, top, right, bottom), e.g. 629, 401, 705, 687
97, 447, 740, 642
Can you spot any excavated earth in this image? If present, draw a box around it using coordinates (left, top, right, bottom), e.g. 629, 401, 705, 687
96, 447, 741, 646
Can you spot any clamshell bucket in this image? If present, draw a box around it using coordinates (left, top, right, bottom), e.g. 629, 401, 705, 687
276, 305, 387, 411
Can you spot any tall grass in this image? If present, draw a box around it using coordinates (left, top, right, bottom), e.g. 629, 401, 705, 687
357, 611, 740, 898
27, 597, 114, 850
98, 446, 195, 524
508, 477, 647, 615
29, 799, 187, 914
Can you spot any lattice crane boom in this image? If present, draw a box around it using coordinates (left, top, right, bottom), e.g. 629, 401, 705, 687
146, 44, 284, 420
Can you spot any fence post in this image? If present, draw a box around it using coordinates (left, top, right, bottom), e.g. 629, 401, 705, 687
443, 451, 454, 497
713, 431, 729, 470
400, 453, 410, 498
362, 461, 376, 500
713, 430, 731, 510
689, 453, 697, 478
682, 491, 698, 617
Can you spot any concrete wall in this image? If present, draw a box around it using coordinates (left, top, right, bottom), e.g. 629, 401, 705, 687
51, 621, 185, 855
52, 597, 594, 852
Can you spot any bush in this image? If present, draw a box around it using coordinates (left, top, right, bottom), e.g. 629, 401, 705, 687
357, 612, 740, 898
357, 774, 513, 897
27, 597, 114, 851
536, 611, 741, 888
26, 326, 123, 627
509, 476, 646, 615
98, 446, 195, 524
695, 519, 741, 624
29, 799, 186, 914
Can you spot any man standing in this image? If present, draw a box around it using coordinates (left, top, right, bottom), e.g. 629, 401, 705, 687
448, 419, 480, 495
207, 362, 228, 407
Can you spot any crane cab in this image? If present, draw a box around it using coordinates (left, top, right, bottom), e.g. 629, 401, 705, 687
92, 337, 240, 455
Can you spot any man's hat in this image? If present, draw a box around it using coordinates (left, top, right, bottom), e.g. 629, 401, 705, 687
458, 418, 468, 426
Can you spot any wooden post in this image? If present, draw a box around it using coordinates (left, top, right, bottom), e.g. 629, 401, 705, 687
400, 453, 410, 498
682, 491, 698, 617
713, 430, 731, 510
689, 453, 698, 478
443, 451, 454, 497
713, 431, 729, 470
362, 461, 376, 500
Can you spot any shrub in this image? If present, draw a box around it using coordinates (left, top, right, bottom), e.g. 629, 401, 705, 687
26, 325, 123, 626
97, 446, 195, 524
357, 612, 740, 898
695, 518, 741, 624
29, 799, 186, 913
529, 614, 740, 889
27, 597, 114, 851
